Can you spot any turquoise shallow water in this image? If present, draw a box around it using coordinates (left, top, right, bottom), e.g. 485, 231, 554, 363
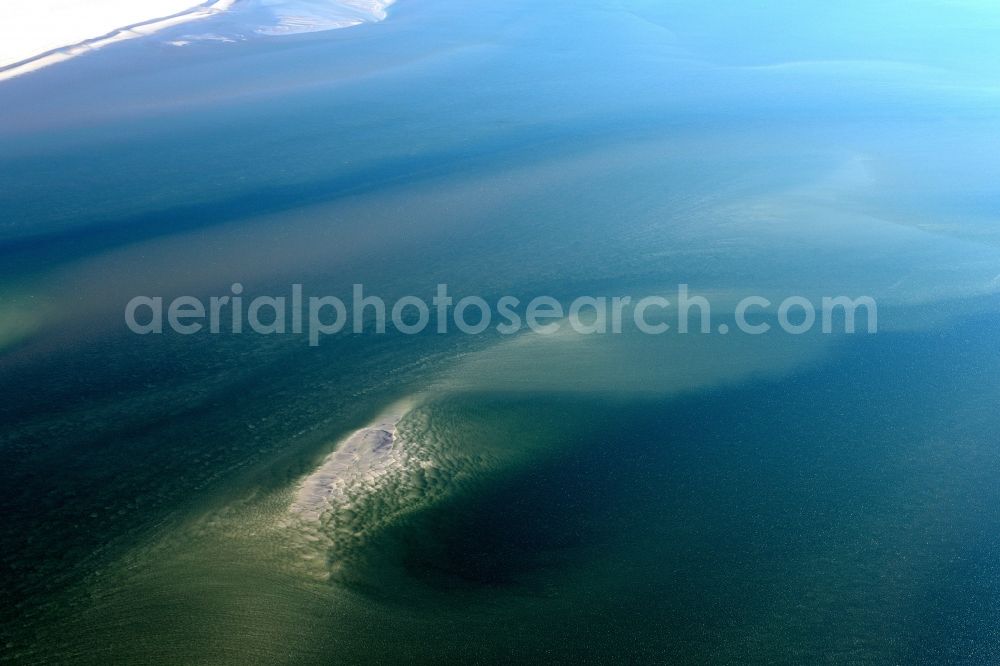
2, 0, 1000, 662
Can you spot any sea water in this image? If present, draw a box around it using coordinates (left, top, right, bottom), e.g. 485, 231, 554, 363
2, 0, 1000, 661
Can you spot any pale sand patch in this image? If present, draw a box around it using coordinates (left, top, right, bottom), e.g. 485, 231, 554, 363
290, 400, 415, 521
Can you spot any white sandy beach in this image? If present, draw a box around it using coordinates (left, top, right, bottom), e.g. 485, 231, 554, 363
0, 0, 237, 81
0, 0, 394, 82
0, 0, 208, 68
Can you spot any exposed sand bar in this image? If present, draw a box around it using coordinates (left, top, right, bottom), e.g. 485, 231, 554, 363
253, 0, 395, 36
0, 0, 238, 82
291, 401, 413, 522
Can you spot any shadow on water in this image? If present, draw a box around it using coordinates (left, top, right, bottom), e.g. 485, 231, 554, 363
323, 303, 1000, 660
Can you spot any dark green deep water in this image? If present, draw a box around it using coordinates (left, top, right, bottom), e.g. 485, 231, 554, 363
3, 0, 1000, 662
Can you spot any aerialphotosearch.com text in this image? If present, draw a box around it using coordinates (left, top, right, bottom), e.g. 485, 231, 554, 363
125, 284, 878, 346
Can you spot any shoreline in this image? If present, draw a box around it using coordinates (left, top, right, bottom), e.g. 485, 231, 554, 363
0, 0, 397, 84
0, 0, 238, 83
